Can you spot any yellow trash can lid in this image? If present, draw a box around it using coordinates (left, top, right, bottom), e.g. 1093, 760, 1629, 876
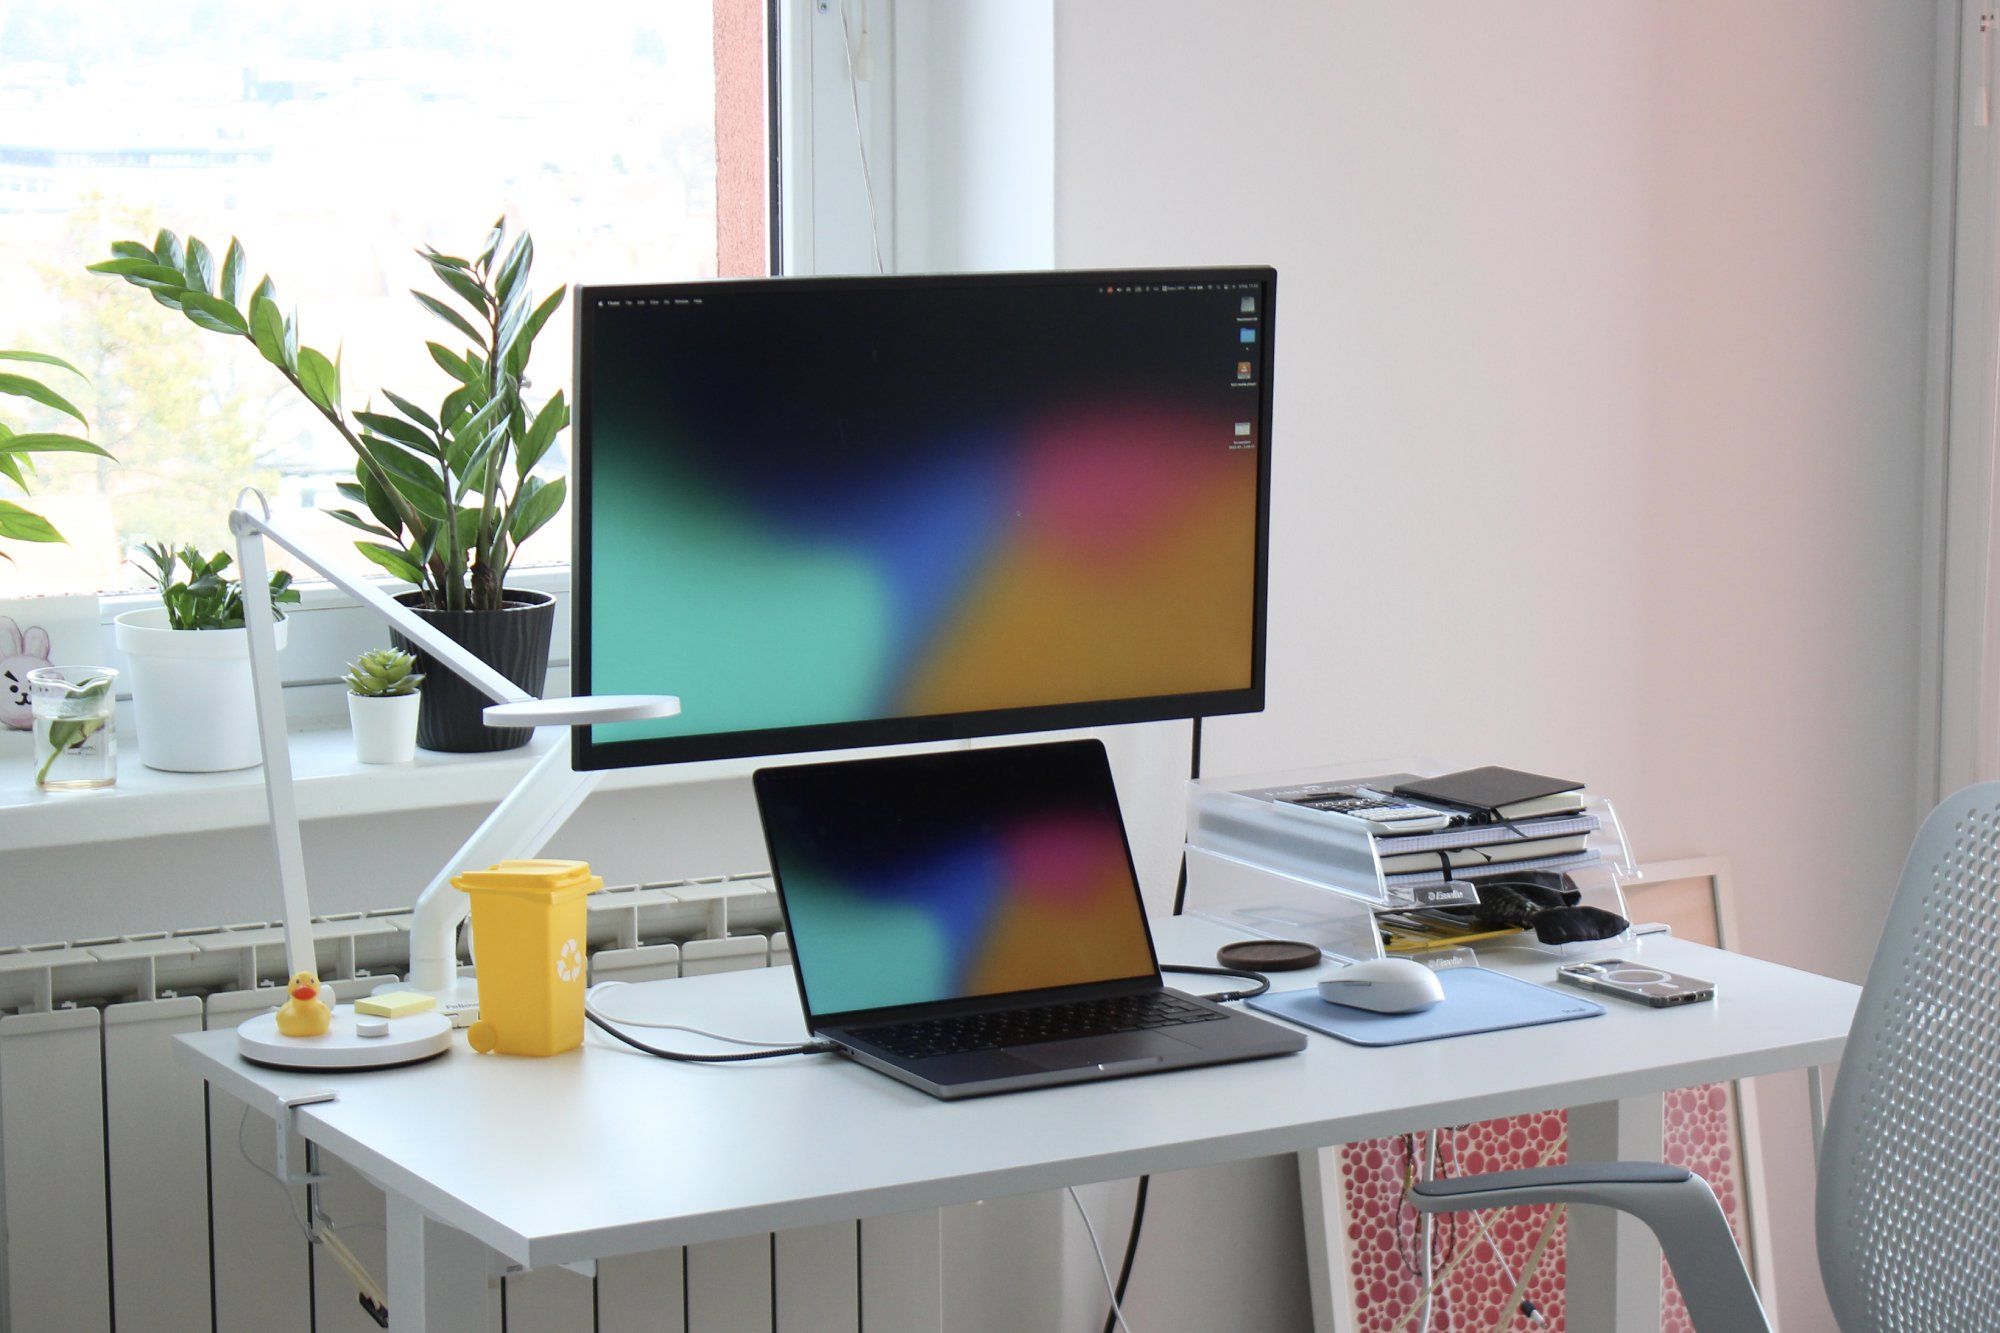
451, 859, 604, 901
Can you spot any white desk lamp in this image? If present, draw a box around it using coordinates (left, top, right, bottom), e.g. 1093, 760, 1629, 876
227, 491, 680, 1069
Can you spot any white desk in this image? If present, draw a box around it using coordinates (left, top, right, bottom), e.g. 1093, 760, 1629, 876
177, 918, 1857, 1332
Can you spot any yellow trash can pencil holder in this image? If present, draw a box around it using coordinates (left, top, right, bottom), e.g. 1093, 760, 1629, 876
454, 859, 603, 1056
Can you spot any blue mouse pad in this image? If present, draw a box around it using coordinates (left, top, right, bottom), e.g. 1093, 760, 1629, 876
1246, 967, 1604, 1047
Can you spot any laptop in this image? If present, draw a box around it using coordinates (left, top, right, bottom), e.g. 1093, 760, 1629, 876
753, 739, 1307, 1099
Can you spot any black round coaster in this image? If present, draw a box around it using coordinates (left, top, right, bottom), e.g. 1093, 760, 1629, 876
1216, 939, 1322, 972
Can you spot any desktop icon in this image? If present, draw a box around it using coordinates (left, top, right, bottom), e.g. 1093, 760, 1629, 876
1237, 361, 1253, 380
1240, 296, 1256, 313
1234, 422, 1252, 438
1239, 327, 1257, 344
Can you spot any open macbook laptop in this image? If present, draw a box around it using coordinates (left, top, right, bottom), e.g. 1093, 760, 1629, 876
753, 739, 1306, 1099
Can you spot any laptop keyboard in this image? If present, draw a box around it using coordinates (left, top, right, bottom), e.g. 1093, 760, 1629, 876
850, 991, 1225, 1061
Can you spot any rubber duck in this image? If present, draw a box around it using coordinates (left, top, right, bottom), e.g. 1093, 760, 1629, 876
276, 971, 333, 1038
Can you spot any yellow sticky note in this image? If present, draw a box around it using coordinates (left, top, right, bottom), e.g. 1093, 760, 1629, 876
354, 991, 437, 1019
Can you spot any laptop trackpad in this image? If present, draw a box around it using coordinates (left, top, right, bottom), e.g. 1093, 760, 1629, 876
1020, 1030, 1196, 1072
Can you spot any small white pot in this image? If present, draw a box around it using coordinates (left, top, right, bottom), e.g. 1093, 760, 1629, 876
113, 608, 289, 773
348, 691, 420, 764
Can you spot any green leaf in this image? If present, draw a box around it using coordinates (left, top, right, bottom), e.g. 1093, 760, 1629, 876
356, 463, 404, 535
493, 231, 534, 310
354, 410, 435, 453
412, 291, 488, 348
85, 258, 189, 290
427, 342, 478, 385
418, 246, 471, 270
0, 452, 26, 489
108, 239, 154, 263
153, 229, 185, 274
296, 347, 341, 413
220, 239, 246, 306
0, 499, 62, 542
509, 475, 566, 543
382, 389, 439, 433
354, 542, 425, 584
0, 373, 87, 426
182, 236, 216, 295
517, 392, 567, 476
475, 217, 505, 271
0, 350, 83, 377
501, 286, 564, 378
324, 507, 396, 539
177, 290, 250, 335
248, 294, 289, 368
430, 263, 491, 315
0, 433, 113, 461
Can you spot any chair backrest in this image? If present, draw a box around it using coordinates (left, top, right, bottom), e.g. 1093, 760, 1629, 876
1817, 782, 2000, 1332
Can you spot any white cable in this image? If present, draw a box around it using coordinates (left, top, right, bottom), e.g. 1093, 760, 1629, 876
1066, 1186, 1135, 1333
837, 0, 885, 273
584, 982, 803, 1047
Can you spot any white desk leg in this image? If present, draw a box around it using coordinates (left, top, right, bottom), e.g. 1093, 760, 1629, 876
385, 1196, 494, 1333
1297, 1146, 1352, 1333
1567, 1096, 1665, 1331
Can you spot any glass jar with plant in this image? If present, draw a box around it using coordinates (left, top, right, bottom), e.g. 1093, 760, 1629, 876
344, 647, 424, 765
113, 543, 301, 773
90, 218, 568, 752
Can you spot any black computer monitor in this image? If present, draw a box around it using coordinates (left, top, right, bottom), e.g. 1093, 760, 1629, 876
571, 266, 1273, 769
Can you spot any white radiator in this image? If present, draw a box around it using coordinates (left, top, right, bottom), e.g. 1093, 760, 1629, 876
0, 875, 979, 1333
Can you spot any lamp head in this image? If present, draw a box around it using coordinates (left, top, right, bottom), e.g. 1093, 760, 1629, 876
481, 694, 681, 729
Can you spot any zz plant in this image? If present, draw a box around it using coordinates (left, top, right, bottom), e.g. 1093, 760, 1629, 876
91, 217, 568, 612
135, 543, 299, 631
0, 350, 113, 553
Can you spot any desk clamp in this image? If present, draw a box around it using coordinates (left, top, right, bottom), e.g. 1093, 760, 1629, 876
271, 1090, 392, 1327
272, 1090, 336, 1189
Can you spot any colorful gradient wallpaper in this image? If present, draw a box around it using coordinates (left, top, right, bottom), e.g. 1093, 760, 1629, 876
755, 743, 1158, 1017
581, 275, 1267, 759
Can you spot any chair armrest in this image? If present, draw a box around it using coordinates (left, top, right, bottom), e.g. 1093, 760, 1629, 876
1407, 1162, 1771, 1333
1410, 1161, 1690, 1208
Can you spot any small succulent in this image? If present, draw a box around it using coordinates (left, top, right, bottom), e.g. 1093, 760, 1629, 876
344, 647, 424, 698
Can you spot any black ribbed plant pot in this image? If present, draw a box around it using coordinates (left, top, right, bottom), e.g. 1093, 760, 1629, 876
392, 590, 555, 753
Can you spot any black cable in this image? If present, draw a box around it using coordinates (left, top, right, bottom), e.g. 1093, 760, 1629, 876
1102, 1174, 1148, 1333
1169, 717, 1204, 916
1111, 718, 1205, 1333
585, 1010, 837, 1062
1159, 962, 1270, 1003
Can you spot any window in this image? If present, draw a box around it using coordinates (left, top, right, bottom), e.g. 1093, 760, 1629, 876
1, 1, 770, 596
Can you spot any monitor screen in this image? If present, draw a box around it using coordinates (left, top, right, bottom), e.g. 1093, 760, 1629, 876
573, 267, 1273, 768
753, 740, 1159, 1021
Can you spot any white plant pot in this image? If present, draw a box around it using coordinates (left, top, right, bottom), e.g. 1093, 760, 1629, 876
348, 691, 420, 764
113, 608, 288, 773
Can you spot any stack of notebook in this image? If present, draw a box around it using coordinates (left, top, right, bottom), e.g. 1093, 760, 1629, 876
1371, 766, 1596, 887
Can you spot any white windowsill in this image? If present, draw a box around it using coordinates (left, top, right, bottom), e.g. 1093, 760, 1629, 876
0, 726, 767, 855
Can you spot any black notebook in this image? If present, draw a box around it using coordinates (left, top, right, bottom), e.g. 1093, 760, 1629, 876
1392, 767, 1584, 822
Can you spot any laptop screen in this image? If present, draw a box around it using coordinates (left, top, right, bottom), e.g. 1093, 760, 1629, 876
754, 740, 1161, 1021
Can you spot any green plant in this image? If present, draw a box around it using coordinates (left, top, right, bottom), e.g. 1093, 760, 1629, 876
135, 542, 300, 631
90, 218, 568, 612
35, 672, 113, 786
0, 350, 114, 554
344, 647, 424, 698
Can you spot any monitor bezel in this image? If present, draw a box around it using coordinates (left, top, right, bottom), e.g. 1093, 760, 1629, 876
570, 265, 1274, 771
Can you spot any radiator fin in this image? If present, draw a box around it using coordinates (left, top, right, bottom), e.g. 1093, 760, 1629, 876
104, 996, 209, 1333
0, 1007, 112, 1333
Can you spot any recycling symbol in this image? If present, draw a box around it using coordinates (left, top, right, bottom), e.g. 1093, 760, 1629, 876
556, 938, 584, 982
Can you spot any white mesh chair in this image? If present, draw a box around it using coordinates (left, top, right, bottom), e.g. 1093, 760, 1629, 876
1405, 782, 2000, 1332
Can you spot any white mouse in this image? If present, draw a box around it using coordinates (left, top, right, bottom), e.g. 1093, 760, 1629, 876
1318, 958, 1446, 1014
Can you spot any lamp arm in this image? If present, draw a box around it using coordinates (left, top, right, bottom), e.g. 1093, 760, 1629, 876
235, 512, 319, 982
226, 506, 532, 708
405, 742, 603, 994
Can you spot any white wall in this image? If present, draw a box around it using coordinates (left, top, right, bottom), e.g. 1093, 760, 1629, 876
1053, 3, 1937, 1329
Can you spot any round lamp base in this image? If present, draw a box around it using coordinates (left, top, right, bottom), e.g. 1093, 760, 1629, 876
237, 1005, 454, 1071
